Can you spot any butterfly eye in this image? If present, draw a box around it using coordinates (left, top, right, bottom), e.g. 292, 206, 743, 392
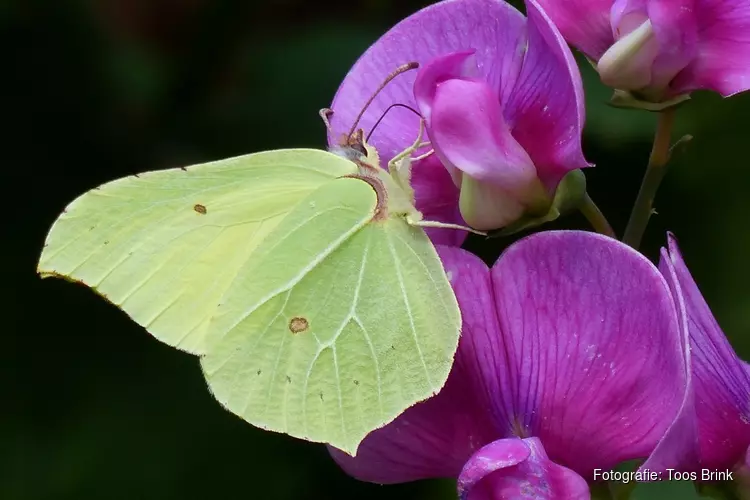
352, 143, 367, 157
347, 130, 368, 156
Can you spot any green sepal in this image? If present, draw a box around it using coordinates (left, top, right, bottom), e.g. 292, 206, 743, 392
487, 169, 587, 238
582, 55, 690, 111
607, 89, 691, 112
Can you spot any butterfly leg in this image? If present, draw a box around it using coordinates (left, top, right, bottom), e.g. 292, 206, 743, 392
388, 119, 432, 170
411, 148, 434, 162
405, 215, 487, 235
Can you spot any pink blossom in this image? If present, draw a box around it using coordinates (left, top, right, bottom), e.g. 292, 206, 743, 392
536, 0, 750, 100
328, 0, 589, 233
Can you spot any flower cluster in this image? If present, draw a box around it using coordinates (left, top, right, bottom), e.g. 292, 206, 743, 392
324, 0, 750, 498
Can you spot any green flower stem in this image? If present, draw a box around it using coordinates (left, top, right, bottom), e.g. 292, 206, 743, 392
622, 107, 677, 249
580, 192, 617, 238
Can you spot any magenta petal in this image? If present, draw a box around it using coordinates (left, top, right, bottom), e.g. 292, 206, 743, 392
645, 0, 698, 91
412, 51, 484, 187
430, 78, 536, 190
489, 231, 686, 476
328, 0, 527, 164
328, 246, 499, 483
659, 235, 750, 469
410, 155, 467, 247
639, 244, 699, 473
611, 0, 648, 33
533, 0, 615, 60
504, 0, 591, 190
458, 437, 590, 500
670, 0, 750, 96
414, 51, 479, 122
458, 439, 531, 498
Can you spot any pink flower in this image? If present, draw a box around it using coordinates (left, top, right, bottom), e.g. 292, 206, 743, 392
329, 232, 688, 499
642, 234, 750, 478
536, 0, 750, 100
327, 0, 589, 233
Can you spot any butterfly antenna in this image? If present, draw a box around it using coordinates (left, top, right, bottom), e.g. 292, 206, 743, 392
347, 62, 419, 138
366, 103, 423, 142
319, 108, 334, 133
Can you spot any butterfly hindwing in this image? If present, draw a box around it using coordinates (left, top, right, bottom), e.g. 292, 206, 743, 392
201, 176, 460, 455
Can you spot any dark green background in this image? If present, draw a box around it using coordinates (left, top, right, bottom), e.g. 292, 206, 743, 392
7, 1, 748, 499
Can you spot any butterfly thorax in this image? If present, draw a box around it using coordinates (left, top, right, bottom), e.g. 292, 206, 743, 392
330, 130, 421, 224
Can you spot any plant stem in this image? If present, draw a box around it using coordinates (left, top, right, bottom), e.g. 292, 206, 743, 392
580, 192, 617, 238
622, 107, 676, 248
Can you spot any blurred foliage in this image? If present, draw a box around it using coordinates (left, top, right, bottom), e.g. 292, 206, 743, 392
6, 0, 750, 499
